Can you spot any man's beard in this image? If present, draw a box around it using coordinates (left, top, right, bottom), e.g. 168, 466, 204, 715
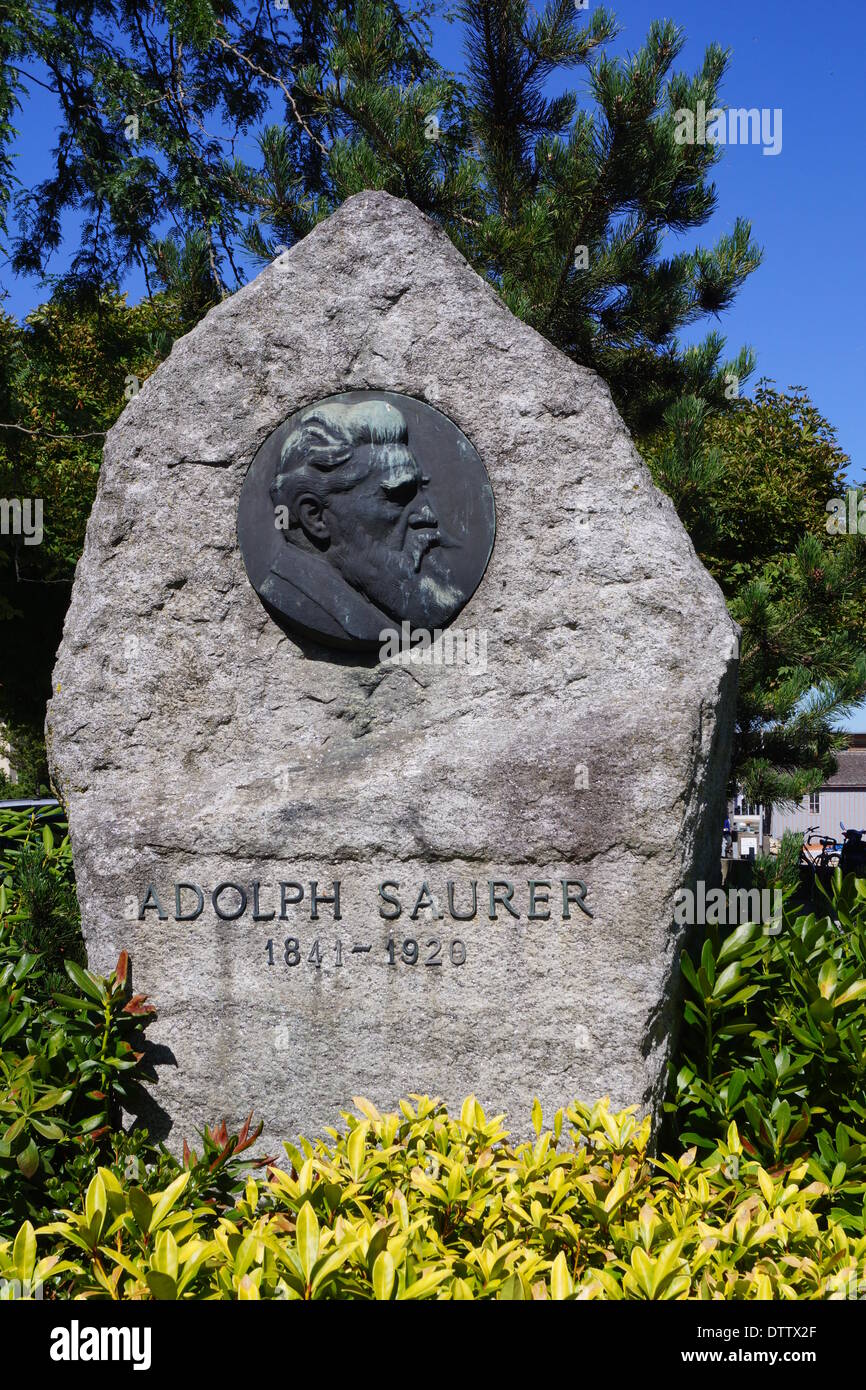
335, 533, 463, 629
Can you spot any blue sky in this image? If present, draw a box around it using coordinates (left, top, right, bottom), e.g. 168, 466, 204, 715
3, 0, 865, 720
434, 0, 865, 482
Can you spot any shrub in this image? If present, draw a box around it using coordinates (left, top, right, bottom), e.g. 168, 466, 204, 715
669, 873, 866, 1233
3, 1094, 866, 1300
0, 807, 82, 987
0, 944, 159, 1238
0, 808, 279, 1242
2, 804, 865, 1299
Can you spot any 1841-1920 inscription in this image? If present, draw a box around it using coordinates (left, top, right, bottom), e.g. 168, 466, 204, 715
135, 874, 593, 985
237, 391, 496, 649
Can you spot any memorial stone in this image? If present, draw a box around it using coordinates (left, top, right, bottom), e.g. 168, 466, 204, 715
47, 190, 738, 1146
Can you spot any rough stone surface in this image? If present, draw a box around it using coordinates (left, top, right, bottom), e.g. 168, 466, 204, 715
47, 190, 738, 1149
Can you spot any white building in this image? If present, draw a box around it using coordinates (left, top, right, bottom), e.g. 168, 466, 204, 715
0, 722, 13, 782
770, 735, 866, 842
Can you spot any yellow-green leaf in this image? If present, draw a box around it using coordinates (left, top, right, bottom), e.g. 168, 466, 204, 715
531, 1097, 543, 1136
347, 1123, 368, 1182
372, 1249, 395, 1300
550, 1251, 573, 1300
296, 1203, 319, 1284
12, 1221, 36, 1281
150, 1172, 190, 1231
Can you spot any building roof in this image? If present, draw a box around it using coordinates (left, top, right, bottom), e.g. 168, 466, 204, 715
823, 746, 866, 790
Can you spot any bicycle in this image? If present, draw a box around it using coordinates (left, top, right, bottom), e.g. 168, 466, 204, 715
798, 825, 841, 871
839, 823, 866, 876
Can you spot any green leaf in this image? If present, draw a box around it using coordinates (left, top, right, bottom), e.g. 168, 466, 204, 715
372, 1249, 395, 1300
48, 991, 102, 1014
234, 1234, 257, 1280
818, 960, 838, 1000
726, 1070, 747, 1109
32, 1088, 73, 1111
145, 1271, 178, 1300
149, 1172, 189, 1231
85, 1173, 107, 1229
680, 950, 700, 994
717, 921, 762, 966
3, 1116, 26, 1145
398, 1266, 450, 1300
531, 1096, 543, 1135
809, 998, 834, 1026
835, 979, 866, 1007
30, 1118, 64, 1140
12, 1221, 36, 1281
296, 1202, 319, 1284
498, 1272, 526, 1301
550, 1250, 574, 1300
310, 1244, 353, 1297
152, 1230, 179, 1280
711, 962, 742, 999
63, 960, 106, 1002
347, 1122, 368, 1182
700, 938, 716, 988
17, 1139, 39, 1179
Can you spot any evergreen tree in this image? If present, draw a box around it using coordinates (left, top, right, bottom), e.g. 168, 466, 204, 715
643, 387, 866, 809
0, 286, 183, 792
1, 0, 761, 434
732, 532, 866, 810
6, 2, 853, 810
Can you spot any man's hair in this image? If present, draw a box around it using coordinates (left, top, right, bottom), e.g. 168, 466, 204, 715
271, 400, 410, 527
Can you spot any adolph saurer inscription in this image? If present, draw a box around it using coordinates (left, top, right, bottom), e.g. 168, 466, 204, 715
135, 875, 593, 980
136, 877, 594, 923
237, 391, 496, 648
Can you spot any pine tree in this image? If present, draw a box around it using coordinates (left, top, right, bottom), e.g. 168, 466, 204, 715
731, 529, 866, 810
643, 389, 866, 809
1, 0, 761, 434
237, 0, 763, 434
6, 2, 851, 808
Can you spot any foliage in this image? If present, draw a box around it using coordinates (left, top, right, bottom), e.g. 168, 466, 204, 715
0, 940, 156, 1239
0, 805, 81, 987
643, 384, 866, 808
1, 1, 760, 436
0, 805, 145, 1234
0, 0, 431, 296
756, 830, 802, 894
730, 531, 866, 808
0, 289, 183, 783
0, 806, 279, 1240
1, 808, 866, 1298
645, 384, 853, 595
0, 290, 181, 588
282, 0, 760, 432
3, 1092, 865, 1299
0, 721, 53, 798
671, 873, 866, 1234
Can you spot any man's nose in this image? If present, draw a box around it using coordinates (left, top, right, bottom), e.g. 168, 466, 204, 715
408, 504, 438, 529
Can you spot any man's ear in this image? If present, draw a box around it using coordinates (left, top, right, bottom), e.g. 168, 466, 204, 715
296, 492, 330, 543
